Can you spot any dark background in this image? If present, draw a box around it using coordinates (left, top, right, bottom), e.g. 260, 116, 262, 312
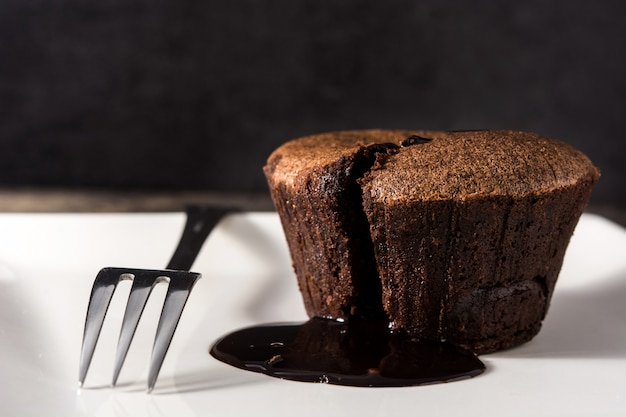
1, 1, 624, 212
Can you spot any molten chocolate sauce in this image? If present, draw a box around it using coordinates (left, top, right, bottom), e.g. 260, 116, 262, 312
210, 318, 485, 387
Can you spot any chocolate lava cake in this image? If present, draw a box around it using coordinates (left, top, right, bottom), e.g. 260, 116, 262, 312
263, 130, 600, 353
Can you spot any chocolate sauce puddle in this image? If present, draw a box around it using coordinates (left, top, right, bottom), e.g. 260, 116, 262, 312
210, 318, 485, 387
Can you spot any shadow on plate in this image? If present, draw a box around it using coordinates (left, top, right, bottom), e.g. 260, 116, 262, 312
163, 367, 265, 395
491, 266, 626, 359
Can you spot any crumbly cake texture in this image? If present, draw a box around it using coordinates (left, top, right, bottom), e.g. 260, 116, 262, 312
263, 129, 600, 353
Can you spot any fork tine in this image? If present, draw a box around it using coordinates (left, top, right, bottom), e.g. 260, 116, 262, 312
112, 272, 158, 387
78, 268, 124, 387
147, 271, 201, 393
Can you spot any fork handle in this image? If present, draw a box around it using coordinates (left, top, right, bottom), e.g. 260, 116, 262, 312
166, 205, 233, 271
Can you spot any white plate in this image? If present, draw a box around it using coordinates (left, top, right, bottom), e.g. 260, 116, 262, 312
0, 211, 625, 417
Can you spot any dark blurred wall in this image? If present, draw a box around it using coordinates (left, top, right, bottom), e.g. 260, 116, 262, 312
0, 0, 624, 208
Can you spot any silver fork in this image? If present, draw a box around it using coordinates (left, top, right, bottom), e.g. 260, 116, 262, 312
78, 205, 231, 393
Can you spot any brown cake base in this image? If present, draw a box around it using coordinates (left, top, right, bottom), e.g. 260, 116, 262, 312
264, 130, 599, 354
362, 186, 594, 353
